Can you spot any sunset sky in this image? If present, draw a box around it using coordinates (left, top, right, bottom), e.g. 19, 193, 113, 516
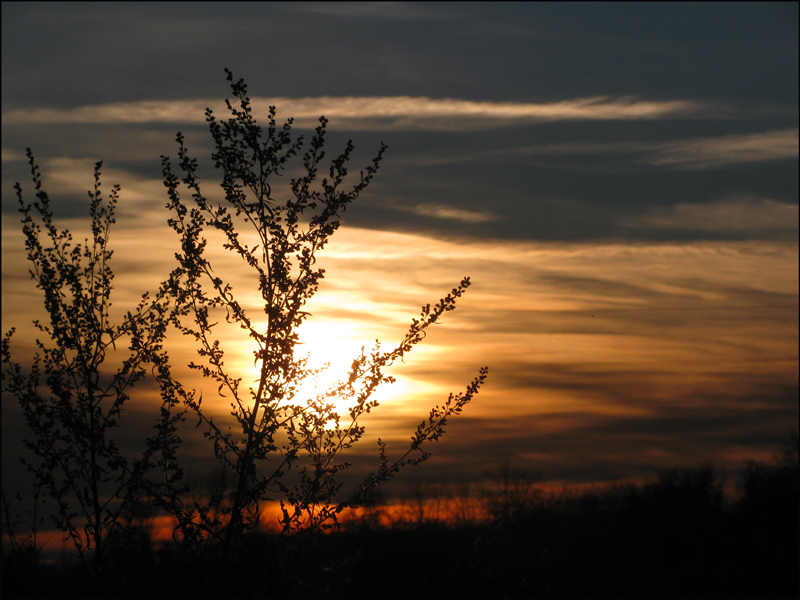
2, 2, 797, 501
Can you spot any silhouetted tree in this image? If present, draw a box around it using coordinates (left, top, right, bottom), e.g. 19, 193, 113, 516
482, 462, 542, 523
157, 69, 488, 567
3, 70, 488, 582
0, 482, 47, 577
2, 154, 184, 574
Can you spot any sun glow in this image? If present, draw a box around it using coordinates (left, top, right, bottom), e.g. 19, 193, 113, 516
243, 318, 413, 422
293, 319, 371, 418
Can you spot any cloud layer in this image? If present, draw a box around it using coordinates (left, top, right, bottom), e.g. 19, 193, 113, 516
3, 95, 715, 130
2, 3, 797, 500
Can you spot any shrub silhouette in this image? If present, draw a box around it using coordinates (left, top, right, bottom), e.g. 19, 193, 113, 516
3, 69, 488, 580
155, 69, 488, 568
481, 461, 542, 524
2, 155, 179, 576
733, 432, 799, 598
1, 445, 797, 598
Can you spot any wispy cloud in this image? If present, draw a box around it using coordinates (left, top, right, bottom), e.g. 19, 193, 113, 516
623, 197, 799, 236
4, 212, 797, 481
2, 96, 714, 130
647, 129, 799, 168
398, 203, 500, 223
288, 2, 451, 20
518, 129, 799, 169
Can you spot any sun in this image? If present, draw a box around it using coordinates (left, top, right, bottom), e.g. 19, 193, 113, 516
231, 308, 440, 430
292, 319, 368, 414
299, 318, 428, 421
239, 318, 400, 421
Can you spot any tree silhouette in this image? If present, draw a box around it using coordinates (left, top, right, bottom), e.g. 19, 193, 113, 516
157, 69, 488, 567
4, 70, 488, 576
2, 153, 183, 574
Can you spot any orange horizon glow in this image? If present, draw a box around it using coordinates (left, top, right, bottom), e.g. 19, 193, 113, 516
1, 469, 761, 562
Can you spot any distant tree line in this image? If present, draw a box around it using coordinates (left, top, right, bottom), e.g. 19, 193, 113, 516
2, 436, 797, 598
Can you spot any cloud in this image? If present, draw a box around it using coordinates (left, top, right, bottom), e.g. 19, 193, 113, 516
646, 129, 799, 168
623, 197, 799, 236
4, 205, 797, 487
288, 2, 451, 20
1, 148, 27, 163
398, 203, 500, 223
3, 100, 215, 126
519, 129, 799, 169
2, 96, 714, 131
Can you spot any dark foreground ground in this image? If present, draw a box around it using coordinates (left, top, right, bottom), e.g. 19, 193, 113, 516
3, 446, 798, 599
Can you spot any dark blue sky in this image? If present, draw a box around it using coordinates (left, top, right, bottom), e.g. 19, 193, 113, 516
2, 2, 797, 242
3, 3, 798, 105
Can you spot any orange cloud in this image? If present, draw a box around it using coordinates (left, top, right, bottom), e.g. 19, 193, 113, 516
2, 96, 713, 130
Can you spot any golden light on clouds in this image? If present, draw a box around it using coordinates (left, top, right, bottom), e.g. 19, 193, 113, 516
647, 129, 800, 168
624, 196, 799, 234
518, 129, 799, 169
399, 203, 500, 223
2, 192, 797, 478
2, 95, 715, 130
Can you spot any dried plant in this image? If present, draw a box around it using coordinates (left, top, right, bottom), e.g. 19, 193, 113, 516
157, 69, 487, 565
3, 70, 487, 578
2, 154, 183, 573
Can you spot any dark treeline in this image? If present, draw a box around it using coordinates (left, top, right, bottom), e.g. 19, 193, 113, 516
3, 434, 797, 599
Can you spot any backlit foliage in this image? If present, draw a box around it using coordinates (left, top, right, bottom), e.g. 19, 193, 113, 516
2, 154, 179, 572
3, 69, 488, 576
158, 70, 487, 565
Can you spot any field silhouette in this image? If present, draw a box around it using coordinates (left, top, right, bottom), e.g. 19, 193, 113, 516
3, 435, 797, 599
